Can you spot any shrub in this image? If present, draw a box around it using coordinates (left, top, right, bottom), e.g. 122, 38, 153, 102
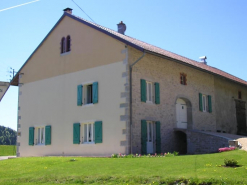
224, 158, 238, 167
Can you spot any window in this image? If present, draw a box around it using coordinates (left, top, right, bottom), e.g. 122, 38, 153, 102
199, 93, 212, 113
147, 121, 155, 142
141, 120, 161, 154
146, 81, 154, 103
202, 95, 208, 112
141, 79, 160, 104
85, 84, 93, 104
66, 35, 71, 52
37, 127, 45, 145
29, 126, 51, 146
83, 123, 94, 143
73, 121, 102, 144
180, 73, 187, 85
61, 37, 66, 53
238, 91, 242, 99
61, 35, 71, 54
77, 82, 98, 106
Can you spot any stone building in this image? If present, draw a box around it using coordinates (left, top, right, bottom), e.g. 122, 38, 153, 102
8, 8, 247, 156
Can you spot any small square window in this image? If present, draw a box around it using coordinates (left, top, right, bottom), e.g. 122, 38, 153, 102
180, 73, 187, 85
238, 91, 242, 99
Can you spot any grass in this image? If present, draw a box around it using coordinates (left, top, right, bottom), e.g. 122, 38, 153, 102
0, 145, 16, 156
0, 150, 247, 184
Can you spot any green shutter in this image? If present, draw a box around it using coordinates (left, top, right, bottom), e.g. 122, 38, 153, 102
199, 93, 203, 111
208, 95, 212, 113
77, 85, 83, 106
141, 120, 147, 154
95, 121, 102, 143
93, 82, 98, 104
29, 127, 34, 146
73, 123, 80, 144
156, 121, 161, 153
45, 126, 51, 145
141, 79, 146, 102
155, 82, 160, 104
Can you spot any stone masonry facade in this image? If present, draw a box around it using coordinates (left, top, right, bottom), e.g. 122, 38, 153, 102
128, 46, 246, 154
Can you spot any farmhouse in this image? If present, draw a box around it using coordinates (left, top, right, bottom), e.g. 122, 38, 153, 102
10, 8, 247, 157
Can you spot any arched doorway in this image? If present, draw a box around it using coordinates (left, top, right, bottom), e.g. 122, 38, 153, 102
174, 131, 187, 154
175, 98, 192, 129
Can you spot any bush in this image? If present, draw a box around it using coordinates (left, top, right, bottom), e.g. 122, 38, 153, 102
224, 158, 238, 167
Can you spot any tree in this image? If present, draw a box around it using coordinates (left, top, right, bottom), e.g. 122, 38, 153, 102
0, 126, 17, 145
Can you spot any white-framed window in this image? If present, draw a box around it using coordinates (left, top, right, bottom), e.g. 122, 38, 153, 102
82, 123, 95, 143
73, 121, 102, 144
202, 94, 208, 112
147, 121, 155, 142
36, 127, 45, 145
77, 82, 98, 106
146, 81, 155, 103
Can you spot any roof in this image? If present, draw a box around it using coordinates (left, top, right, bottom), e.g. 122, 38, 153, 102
10, 12, 247, 87
0, 81, 10, 102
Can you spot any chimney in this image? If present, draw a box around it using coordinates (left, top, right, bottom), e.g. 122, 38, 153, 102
63, 8, 73, 14
199, 56, 207, 65
117, 21, 126, 35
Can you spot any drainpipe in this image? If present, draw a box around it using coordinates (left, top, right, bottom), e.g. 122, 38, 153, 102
129, 50, 145, 154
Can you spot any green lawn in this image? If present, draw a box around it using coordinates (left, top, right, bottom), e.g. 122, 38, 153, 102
0, 150, 247, 184
0, 145, 16, 156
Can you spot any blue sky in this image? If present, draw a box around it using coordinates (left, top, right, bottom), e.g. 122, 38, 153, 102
0, 0, 246, 130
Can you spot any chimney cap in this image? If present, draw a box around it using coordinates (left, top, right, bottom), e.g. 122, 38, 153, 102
199, 56, 207, 59
199, 56, 207, 65
117, 21, 126, 35
63, 7, 73, 14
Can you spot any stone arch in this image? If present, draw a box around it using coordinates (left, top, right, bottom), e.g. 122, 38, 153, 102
174, 130, 187, 154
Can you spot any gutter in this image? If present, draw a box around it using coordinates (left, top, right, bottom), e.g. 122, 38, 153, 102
129, 50, 145, 154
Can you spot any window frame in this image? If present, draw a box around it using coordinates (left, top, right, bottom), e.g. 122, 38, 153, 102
202, 94, 208, 112
146, 81, 155, 103
146, 121, 155, 142
61, 35, 71, 54
238, 91, 242, 99
66, 35, 71, 52
36, 126, 45, 145
82, 122, 95, 144
83, 83, 93, 105
180, 73, 187, 85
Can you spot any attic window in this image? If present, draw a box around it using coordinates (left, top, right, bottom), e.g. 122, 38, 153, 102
61, 35, 71, 54
180, 73, 187, 85
66, 35, 71, 52
238, 91, 242, 99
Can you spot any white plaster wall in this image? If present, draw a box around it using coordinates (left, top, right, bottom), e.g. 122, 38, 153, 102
18, 61, 127, 156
